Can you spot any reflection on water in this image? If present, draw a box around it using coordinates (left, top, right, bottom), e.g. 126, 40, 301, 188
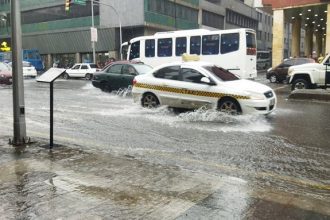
14, 159, 30, 219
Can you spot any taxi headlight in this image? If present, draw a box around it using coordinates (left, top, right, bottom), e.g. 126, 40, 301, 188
248, 92, 265, 100
288, 67, 294, 76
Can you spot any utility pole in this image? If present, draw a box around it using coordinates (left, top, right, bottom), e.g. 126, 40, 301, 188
11, 0, 27, 145
93, 0, 122, 59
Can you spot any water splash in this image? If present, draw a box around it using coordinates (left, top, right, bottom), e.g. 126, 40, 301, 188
116, 86, 132, 97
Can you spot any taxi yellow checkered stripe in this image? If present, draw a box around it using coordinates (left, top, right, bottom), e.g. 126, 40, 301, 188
134, 83, 250, 100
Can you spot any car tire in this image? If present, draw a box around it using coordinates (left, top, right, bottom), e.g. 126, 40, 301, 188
85, 73, 92, 80
101, 83, 112, 92
269, 74, 277, 83
218, 98, 242, 115
141, 93, 159, 108
291, 79, 310, 91
63, 72, 69, 80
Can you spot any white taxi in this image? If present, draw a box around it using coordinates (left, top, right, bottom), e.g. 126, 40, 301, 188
132, 59, 276, 115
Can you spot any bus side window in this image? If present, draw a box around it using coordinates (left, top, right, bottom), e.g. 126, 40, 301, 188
158, 38, 172, 57
190, 36, 201, 55
129, 41, 140, 60
220, 33, 239, 54
145, 39, 155, 57
202, 34, 219, 55
176, 37, 187, 56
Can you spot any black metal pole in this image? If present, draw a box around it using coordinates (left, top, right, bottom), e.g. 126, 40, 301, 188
50, 82, 54, 148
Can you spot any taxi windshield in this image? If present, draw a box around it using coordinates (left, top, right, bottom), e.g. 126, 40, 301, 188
204, 65, 239, 81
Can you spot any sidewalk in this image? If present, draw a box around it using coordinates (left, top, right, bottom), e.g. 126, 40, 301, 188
288, 89, 330, 101
1, 137, 330, 219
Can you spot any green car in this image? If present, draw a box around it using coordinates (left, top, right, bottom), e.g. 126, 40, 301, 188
92, 61, 152, 92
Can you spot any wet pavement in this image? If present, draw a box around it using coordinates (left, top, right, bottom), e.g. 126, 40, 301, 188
1, 138, 329, 219
0, 77, 329, 219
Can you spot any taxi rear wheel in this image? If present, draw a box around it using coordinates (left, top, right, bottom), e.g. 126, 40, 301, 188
218, 98, 242, 115
142, 93, 159, 108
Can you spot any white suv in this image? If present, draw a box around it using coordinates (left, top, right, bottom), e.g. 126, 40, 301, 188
288, 54, 330, 90
63, 63, 99, 80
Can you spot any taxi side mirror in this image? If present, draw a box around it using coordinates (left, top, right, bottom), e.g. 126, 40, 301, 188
201, 77, 216, 85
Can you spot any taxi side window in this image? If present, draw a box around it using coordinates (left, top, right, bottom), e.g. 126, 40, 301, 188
107, 64, 122, 74
181, 68, 204, 83
73, 65, 80, 69
154, 66, 180, 80
81, 65, 88, 69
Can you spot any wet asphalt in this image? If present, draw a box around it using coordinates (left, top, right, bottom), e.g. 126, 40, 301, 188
0, 75, 329, 219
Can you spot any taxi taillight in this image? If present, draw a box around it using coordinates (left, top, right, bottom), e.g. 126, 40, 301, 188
133, 78, 137, 86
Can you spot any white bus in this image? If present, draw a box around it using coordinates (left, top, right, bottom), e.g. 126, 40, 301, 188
121, 28, 257, 79
257, 50, 271, 70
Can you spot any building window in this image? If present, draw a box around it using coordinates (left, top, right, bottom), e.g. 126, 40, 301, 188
226, 9, 257, 30
21, 3, 99, 24
202, 10, 224, 29
147, 0, 198, 24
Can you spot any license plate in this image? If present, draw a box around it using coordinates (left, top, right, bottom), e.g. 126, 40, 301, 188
270, 98, 275, 105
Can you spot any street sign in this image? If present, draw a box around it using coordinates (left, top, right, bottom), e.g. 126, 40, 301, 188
37, 68, 65, 83
36, 68, 66, 149
73, 0, 86, 5
91, 27, 98, 42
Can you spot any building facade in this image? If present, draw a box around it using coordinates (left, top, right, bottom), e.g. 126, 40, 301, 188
262, 0, 330, 66
0, 0, 267, 69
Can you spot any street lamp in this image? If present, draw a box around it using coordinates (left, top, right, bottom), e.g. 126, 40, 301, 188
92, 0, 123, 60
91, 0, 96, 63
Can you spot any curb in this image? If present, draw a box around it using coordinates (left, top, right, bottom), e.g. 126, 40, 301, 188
288, 89, 330, 101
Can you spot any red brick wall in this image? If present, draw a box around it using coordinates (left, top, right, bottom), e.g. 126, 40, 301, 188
262, 0, 330, 9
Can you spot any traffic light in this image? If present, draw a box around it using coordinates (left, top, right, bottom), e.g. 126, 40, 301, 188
65, 0, 71, 12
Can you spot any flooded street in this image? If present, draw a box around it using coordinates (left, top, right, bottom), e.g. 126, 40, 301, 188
0, 79, 329, 219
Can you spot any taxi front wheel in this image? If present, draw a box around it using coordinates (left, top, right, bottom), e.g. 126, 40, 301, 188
142, 93, 159, 108
218, 98, 242, 115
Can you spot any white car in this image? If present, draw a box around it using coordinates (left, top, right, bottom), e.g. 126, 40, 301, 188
63, 63, 99, 80
8, 61, 37, 78
132, 61, 277, 115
